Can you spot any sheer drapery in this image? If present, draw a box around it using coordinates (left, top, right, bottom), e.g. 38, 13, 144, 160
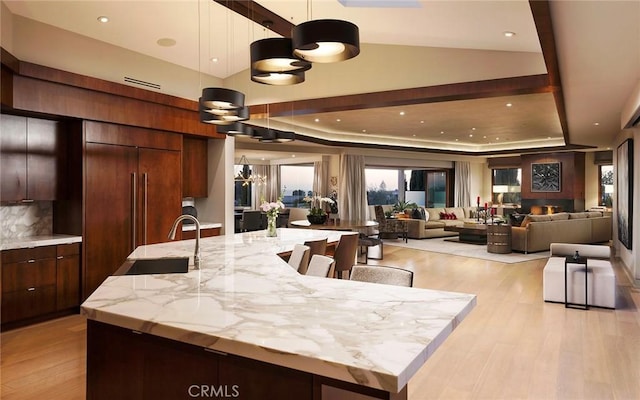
338, 155, 367, 221
454, 161, 471, 207
312, 161, 329, 195
253, 165, 268, 202
267, 164, 281, 201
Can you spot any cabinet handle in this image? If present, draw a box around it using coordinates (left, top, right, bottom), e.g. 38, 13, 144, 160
143, 173, 148, 245
132, 172, 137, 251
131, 330, 143, 335
57, 256, 64, 260
27, 287, 36, 292
21, 199, 34, 203
27, 259, 35, 263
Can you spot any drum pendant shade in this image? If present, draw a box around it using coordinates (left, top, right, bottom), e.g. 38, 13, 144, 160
250, 38, 310, 85
200, 87, 245, 110
292, 19, 360, 63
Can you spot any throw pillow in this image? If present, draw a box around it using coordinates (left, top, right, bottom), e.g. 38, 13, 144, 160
424, 209, 429, 222
411, 208, 422, 220
440, 212, 446, 219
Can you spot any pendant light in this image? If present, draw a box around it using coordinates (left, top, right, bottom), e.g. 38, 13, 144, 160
250, 37, 311, 85
200, 104, 249, 125
218, 122, 253, 137
292, 19, 360, 63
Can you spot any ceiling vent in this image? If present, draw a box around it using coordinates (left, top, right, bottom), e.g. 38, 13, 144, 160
124, 76, 161, 91
621, 79, 640, 128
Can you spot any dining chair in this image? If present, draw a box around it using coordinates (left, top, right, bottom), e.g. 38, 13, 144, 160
374, 205, 404, 240
239, 210, 263, 232
287, 208, 310, 227
357, 232, 383, 264
332, 233, 359, 279
305, 255, 335, 277
350, 265, 414, 287
303, 238, 328, 260
287, 244, 310, 273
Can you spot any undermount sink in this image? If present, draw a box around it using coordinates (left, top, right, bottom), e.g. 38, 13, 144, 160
124, 257, 189, 275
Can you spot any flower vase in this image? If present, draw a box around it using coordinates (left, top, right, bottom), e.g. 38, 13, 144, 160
266, 214, 277, 237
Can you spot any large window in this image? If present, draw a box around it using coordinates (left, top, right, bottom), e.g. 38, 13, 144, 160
365, 168, 399, 205
599, 164, 613, 207
280, 164, 314, 207
492, 168, 521, 205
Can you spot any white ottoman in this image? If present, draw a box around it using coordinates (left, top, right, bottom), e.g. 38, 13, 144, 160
543, 257, 616, 309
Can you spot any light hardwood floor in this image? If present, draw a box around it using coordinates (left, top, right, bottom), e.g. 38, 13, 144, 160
1, 245, 639, 400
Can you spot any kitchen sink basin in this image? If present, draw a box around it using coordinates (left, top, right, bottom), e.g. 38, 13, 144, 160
124, 257, 189, 275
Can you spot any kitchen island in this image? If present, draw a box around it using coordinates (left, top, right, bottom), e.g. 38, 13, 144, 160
81, 228, 476, 399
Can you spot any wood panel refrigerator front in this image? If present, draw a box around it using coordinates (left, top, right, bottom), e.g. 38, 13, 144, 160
84, 121, 181, 299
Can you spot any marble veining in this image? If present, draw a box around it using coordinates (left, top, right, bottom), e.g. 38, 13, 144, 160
81, 228, 476, 393
0, 202, 53, 239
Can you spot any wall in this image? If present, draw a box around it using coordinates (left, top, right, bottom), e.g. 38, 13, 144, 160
584, 152, 601, 209
520, 152, 585, 212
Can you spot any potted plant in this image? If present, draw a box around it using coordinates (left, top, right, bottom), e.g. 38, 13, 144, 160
393, 200, 417, 218
303, 193, 335, 224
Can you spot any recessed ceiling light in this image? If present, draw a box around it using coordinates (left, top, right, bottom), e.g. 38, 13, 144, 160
314, 118, 320, 122
211, 57, 219, 63
483, 135, 487, 139
399, 111, 405, 116
469, 134, 473, 137
157, 38, 176, 47
503, 31, 516, 37
593, 122, 600, 126
506, 103, 513, 107
261, 157, 265, 161
412, 134, 416, 137
362, 129, 367, 133
97, 16, 109, 23
471, 127, 476, 131
440, 131, 444, 134
420, 120, 424, 124
496, 137, 500, 141
455, 139, 459, 142
336, 118, 341, 122
292, 154, 296, 158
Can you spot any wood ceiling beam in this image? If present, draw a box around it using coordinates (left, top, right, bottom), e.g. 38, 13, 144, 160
250, 74, 552, 118
529, 0, 570, 145
213, 0, 295, 37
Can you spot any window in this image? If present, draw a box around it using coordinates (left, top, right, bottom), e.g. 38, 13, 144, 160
599, 164, 613, 207
234, 164, 252, 207
280, 164, 314, 207
425, 171, 448, 208
492, 168, 521, 205
365, 168, 399, 205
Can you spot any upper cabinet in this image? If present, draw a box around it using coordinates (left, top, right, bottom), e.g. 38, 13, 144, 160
182, 137, 208, 198
0, 114, 65, 202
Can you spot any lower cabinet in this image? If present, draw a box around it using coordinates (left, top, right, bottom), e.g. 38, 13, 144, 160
87, 320, 314, 400
1, 243, 81, 329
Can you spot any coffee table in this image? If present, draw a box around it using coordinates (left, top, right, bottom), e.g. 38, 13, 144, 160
443, 224, 487, 244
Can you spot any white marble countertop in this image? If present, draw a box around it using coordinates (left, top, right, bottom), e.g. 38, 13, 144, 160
81, 228, 475, 393
1, 234, 83, 251
182, 222, 222, 231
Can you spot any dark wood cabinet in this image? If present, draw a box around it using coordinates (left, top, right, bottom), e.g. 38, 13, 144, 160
0, 114, 64, 202
83, 122, 182, 299
182, 137, 208, 198
182, 226, 221, 240
1, 246, 57, 325
87, 320, 313, 400
56, 243, 81, 310
1, 243, 81, 329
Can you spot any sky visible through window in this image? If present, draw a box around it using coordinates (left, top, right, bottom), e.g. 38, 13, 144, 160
365, 168, 399, 191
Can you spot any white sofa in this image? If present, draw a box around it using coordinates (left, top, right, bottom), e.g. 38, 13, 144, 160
542, 243, 615, 309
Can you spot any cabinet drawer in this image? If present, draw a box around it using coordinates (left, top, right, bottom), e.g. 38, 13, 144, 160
1, 246, 56, 264
1, 285, 57, 324
57, 243, 80, 257
2, 259, 57, 293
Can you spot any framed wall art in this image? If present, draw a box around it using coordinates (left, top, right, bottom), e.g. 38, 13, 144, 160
617, 138, 633, 250
531, 162, 561, 192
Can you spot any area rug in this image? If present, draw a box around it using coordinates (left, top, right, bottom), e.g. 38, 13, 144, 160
385, 237, 550, 264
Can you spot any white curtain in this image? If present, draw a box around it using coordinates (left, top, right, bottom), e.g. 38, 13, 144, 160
338, 154, 368, 221
312, 160, 329, 195
267, 164, 281, 201
253, 165, 268, 203
454, 161, 471, 207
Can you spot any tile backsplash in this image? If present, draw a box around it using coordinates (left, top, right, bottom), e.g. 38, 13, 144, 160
0, 202, 53, 239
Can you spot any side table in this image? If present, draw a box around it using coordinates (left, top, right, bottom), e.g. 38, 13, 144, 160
565, 256, 588, 310
486, 224, 511, 254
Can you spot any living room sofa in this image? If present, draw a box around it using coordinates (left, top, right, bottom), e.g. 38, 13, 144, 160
369, 205, 477, 239
511, 211, 612, 253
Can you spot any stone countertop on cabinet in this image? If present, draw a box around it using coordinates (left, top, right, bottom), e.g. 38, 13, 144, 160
1, 234, 83, 251
181, 222, 222, 232
80, 228, 476, 394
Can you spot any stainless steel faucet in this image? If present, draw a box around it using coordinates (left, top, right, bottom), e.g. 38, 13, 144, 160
168, 215, 201, 269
